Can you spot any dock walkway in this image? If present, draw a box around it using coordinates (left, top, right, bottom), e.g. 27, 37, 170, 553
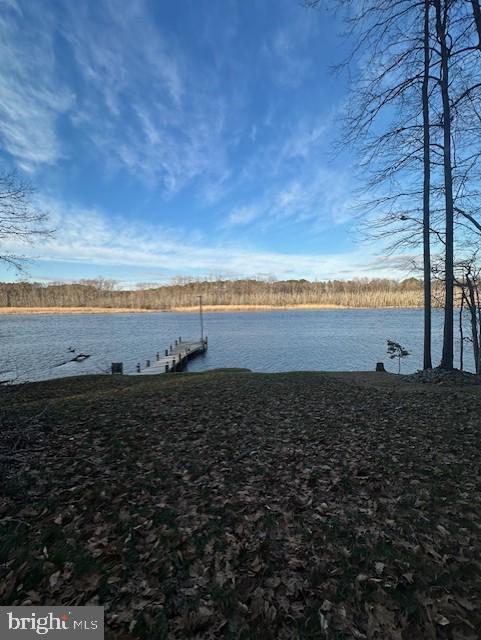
132, 337, 207, 375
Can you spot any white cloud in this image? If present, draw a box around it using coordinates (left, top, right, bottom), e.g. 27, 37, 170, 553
226, 205, 260, 227
1, 0, 21, 15
0, 0, 342, 217
64, 1, 184, 108
61, 0, 230, 195
224, 167, 354, 232
0, 4, 74, 170
0, 0, 231, 193
279, 123, 327, 162
261, 18, 316, 88
2, 196, 412, 282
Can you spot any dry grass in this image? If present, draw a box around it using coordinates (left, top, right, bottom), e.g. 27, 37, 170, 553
0, 307, 158, 315
0, 303, 426, 315
172, 303, 351, 312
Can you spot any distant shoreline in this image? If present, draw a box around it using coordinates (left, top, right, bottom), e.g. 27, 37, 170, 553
0, 303, 424, 315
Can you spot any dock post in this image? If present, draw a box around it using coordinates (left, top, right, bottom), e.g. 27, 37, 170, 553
146, 359, 151, 368
165, 349, 168, 356
136, 363, 141, 373
111, 362, 123, 375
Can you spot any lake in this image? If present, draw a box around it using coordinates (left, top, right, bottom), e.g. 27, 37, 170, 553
0, 308, 471, 382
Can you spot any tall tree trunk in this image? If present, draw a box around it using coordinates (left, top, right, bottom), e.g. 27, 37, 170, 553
466, 275, 480, 370
423, 0, 433, 370
459, 292, 465, 371
436, 0, 455, 370
475, 280, 481, 373
472, 0, 481, 48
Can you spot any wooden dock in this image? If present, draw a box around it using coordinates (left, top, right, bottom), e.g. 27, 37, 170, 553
128, 336, 208, 375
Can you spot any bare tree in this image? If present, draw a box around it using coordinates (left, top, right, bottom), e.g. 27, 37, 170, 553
454, 255, 481, 373
308, 0, 438, 369
471, 0, 481, 47
0, 170, 51, 271
433, 0, 455, 369
306, 0, 481, 371
0, 277, 431, 309
422, 0, 433, 369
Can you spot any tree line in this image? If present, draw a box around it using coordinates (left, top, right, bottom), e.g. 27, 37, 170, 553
0, 277, 434, 310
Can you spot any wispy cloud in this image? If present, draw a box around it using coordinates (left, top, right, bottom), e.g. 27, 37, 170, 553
62, 0, 230, 194
0, 0, 340, 209
0, 2, 74, 170
3, 196, 411, 282
261, 14, 317, 88
0, 0, 232, 193
61, 0, 328, 198
224, 167, 354, 233
204, 108, 334, 220
226, 205, 261, 227
0, 0, 365, 288
64, 1, 184, 109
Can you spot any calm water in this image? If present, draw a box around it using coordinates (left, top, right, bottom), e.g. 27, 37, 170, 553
0, 308, 471, 382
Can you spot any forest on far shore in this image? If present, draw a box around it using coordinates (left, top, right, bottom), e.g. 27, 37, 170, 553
0, 276, 440, 309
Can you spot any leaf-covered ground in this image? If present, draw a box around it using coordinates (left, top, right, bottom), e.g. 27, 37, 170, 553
1, 371, 481, 639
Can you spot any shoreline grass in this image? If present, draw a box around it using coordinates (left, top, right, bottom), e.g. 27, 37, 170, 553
0, 303, 425, 315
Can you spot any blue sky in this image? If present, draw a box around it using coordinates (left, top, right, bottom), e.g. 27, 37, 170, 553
0, 0, 413, 286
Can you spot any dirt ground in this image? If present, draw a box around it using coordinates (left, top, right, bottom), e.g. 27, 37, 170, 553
1, 370, 480, 639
